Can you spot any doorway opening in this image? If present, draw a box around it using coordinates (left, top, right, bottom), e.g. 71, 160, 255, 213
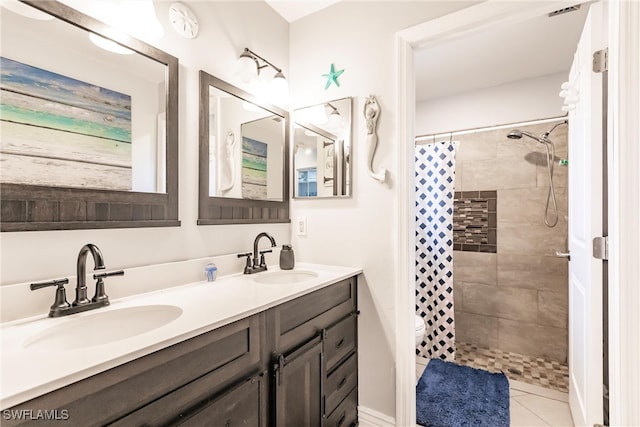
394, 2, 602, 426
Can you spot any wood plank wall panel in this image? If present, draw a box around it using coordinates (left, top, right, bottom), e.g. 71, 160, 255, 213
197, 203, 289, 225
0, 184, 180, 231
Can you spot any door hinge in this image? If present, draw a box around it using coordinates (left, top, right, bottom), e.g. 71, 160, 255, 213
593, 48, 608, 73
593, 236, 609, 260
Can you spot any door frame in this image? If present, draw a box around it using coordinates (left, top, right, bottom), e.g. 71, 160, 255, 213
606, 2, 640, 426
394, 2, 599, 426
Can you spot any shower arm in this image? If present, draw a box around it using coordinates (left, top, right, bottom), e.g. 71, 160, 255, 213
543, 120, 569, 139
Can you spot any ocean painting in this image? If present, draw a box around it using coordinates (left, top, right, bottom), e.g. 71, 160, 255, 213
0, 56, 132, 190
241, 137, 268, 200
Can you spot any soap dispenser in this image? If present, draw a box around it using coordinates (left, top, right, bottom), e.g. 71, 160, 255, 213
279, 245, 294, 270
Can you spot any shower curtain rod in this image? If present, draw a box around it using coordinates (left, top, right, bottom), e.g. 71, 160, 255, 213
415, 115, 567, 145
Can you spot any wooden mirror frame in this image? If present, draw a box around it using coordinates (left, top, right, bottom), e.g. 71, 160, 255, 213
0, 0, 179, 232
198, 71, 289, 225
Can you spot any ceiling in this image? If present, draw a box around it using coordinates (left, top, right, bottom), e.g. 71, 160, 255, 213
414, 5, 588, 102
264, 1, 588, 103
265, 0, 341, 23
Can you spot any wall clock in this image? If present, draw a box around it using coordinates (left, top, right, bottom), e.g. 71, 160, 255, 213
169, 2, 199, 39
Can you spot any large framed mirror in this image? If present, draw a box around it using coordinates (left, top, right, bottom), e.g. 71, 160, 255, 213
0, 0, 179, 231
198, 71, 289, 224
293, 97, 352, 198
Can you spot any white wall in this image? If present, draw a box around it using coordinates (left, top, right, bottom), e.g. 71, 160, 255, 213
415, 72, 568, 136
0, 1, 291, 287
288, 1, 477, 419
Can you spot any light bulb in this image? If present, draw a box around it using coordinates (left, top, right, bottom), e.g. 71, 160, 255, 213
259, 66, 276, 84
271, 71, 289, 105
120, 0, 163, 40
237, 52, 258, 83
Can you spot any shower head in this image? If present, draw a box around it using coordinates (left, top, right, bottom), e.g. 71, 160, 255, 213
507, 130, 523, 140
507, 129, 550, 144
506, 120, 567, 228
507, 120, 568, 145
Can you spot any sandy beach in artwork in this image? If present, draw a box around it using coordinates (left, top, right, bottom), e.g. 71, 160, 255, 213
0, 121, 131, 190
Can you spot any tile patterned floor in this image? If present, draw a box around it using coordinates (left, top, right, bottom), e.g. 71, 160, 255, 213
416, 357, 574, 427
455, 341, 569, 393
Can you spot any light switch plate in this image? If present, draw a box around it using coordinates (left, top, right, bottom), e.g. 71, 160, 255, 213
296, 216, 307, 236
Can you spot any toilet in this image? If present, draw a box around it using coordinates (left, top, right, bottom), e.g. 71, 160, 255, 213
415, 315, 426, 345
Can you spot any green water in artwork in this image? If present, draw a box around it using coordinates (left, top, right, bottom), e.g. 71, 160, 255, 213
0, 104, 131, 143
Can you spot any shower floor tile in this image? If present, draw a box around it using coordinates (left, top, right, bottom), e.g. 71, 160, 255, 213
455, 342, 569, 393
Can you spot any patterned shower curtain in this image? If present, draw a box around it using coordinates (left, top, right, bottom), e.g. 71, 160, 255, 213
415, 141, 458, 361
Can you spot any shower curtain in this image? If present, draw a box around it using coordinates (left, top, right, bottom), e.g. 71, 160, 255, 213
415, 141, 457, 361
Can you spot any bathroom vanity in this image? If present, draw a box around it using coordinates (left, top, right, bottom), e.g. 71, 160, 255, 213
1, 265, 359, 427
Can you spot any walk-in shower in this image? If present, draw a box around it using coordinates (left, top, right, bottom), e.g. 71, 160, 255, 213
415, 118, 571, 393
507, 120, 568, 227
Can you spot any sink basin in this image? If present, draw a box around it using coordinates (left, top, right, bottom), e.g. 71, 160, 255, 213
253, 270, 319, 285
23, 305, 182, 351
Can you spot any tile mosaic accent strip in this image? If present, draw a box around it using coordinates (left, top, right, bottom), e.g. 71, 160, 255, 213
455, 341, 569, 393
453, 190, 497, 253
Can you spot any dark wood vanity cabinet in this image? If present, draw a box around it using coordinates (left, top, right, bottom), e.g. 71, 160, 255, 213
4, 314, 264, 427
270, 276, 358, 427
273, 336, 324, 426
5, 276, 358, 427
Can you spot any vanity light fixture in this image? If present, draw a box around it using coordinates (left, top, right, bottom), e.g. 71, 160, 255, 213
326, 103, 343, 127
119, 0, 164, 40
237, 48, 289, 105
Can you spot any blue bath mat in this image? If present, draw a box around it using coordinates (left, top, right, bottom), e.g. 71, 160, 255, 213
416, 358, 510, 427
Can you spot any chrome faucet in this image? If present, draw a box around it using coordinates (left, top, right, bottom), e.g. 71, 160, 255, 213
237, 232, 277, 274
30, 243, 124, 317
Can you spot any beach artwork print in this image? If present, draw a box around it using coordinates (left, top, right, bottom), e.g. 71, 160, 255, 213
0, 56, 132, 190
241, 137, 268, 200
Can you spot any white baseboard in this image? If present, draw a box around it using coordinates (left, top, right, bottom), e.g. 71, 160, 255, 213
358, 406, 396, 427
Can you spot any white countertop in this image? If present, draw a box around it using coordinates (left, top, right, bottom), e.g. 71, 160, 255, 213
0, 263, 361, 409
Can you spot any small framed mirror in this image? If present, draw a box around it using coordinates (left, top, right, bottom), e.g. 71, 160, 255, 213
0, 0, 179, 231
293, 97, 352, 198
198, 71, 289, 224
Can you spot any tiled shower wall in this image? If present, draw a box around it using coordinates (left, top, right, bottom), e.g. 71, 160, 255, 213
452, 119, 569, 363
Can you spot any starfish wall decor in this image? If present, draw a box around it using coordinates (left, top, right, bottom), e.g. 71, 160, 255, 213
322, 64, 344, 90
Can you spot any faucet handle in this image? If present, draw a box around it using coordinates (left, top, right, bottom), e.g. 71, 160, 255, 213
30, 278, 69, 291
237, 252, 253, 273
30, 278, 71, 316
92, 270, 124, 303
93, 270, 124, 280
259, 249, 272, 267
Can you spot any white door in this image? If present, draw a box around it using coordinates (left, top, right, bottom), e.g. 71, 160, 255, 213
566, 2, 606, 425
